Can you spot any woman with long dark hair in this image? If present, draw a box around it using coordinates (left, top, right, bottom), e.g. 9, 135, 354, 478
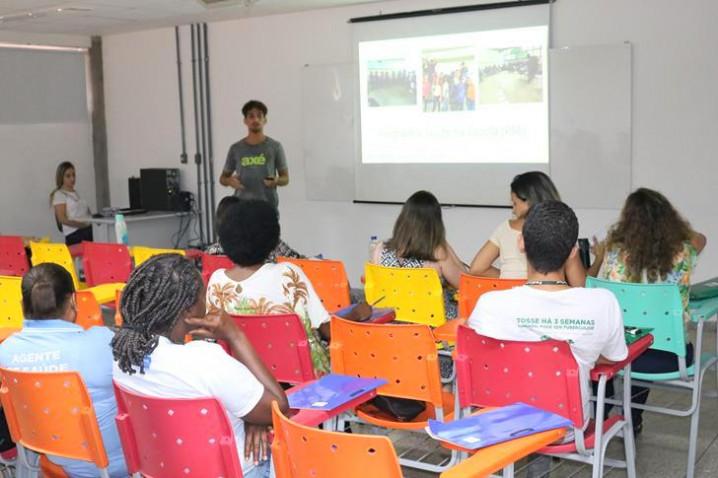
469, 171, 586, 286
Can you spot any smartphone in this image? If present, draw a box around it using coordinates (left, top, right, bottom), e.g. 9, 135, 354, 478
578, 238, 591, 269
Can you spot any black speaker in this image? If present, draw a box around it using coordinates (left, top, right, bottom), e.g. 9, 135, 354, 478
140, 168, 181, 211
128, 176, 142, 209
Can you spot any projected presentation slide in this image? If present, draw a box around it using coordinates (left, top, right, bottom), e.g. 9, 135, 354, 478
358, 26, 548, 165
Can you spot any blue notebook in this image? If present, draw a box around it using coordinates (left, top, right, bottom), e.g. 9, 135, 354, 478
426, 403, 572, 450
288, 374, 387, 411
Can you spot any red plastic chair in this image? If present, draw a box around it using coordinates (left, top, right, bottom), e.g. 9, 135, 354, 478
113, 381, 244, 478
277, 257, 351, 312
227, 314, 316, 384
456, 274, 525, 319
81, 242, 132, 287
454, 325, 637, 478
201, 253, 234, 285
0, 236, 30, 277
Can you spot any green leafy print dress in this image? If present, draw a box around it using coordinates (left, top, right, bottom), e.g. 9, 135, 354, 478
207, 263, 331, 375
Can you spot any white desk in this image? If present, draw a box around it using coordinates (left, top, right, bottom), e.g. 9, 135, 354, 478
88, 211, 192, 248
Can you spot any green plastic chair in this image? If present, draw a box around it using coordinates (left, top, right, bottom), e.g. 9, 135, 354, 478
586, 276, 717, 478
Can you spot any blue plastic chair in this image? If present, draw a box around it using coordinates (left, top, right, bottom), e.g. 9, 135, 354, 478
586, 276, 717, 478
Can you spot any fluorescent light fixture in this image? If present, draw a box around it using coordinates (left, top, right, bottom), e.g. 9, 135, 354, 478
0, 42, 86, 53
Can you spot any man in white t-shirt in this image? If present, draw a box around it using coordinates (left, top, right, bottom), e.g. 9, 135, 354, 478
467, 201, 627, 476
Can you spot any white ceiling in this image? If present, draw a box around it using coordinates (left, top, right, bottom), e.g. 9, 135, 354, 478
0, 0, 385, 36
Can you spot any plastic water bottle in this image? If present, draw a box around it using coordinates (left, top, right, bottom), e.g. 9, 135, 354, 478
368, 235, 380, 261
114, 213, 129, 245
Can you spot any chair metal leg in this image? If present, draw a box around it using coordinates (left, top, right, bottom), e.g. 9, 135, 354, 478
686, 391, 702, 478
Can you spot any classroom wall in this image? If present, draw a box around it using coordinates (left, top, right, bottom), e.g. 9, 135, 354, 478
102, 0, 717, 282
0, 30, 94, 241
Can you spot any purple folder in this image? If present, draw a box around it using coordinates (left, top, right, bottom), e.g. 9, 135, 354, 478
288, 373, 387, 411
427, 403, 571, 450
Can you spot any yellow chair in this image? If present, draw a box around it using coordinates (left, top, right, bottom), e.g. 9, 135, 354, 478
0, 276, 23, 341
29, 242, 122, 305
364, 263, 446, 328
131, 246, 185, 267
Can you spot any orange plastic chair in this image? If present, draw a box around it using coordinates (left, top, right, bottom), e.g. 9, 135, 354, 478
29, 242, 122, 305
0, 236, 30, 276
364, 263, 446, 327
75, 291, 104, 329
277, 257, 351, 312
272, 401, 402, 478
456, 274, 525, 319
330, 316, 456, 472
271, 401, 560, 478
0, 369, 111, 478
0, 275, 23, 342
429, 275, 527, 343
113, 290, 123, 327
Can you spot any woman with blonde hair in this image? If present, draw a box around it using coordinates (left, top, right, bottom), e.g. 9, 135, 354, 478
50, 161, 93, 245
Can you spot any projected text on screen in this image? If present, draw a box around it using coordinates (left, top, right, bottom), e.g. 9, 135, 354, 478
358, 26, 548, 165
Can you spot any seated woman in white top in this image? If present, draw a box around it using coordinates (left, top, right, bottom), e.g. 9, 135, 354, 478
206, 199, 342, 376
370, 190, 466, 318
50, 161, 93, 246
112, 254, 288, 478
469, 171, 586, 286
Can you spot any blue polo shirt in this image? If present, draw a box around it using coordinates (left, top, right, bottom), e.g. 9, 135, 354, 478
0, 319, 127, 478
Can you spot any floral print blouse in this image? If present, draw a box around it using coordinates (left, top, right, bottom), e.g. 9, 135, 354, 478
598, 241, 697, 311
206, 262, 331, 375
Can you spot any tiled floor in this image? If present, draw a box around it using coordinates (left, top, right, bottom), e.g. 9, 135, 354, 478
98, 307, 718, 477
386, 322, 718, 478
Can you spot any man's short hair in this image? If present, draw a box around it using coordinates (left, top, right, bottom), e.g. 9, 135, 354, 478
522, 201, 578, 274
218, 199, 280, 266
242, 100, 268, 118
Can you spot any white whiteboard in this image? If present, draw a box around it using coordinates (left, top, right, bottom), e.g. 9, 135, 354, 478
301, 64, 355, 201
549, 43, 632, 209
302, 43, 632, 208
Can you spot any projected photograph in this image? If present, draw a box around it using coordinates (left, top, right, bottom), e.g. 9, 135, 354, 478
366, 58, 417, 107
422, 46, 477, 113
477, 46, 544, 104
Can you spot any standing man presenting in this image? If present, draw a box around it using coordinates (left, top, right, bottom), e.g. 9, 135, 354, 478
220, 100, 289, 209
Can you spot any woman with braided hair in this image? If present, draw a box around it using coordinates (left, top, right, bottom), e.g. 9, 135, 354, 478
0, 263, 127, 477
112, 254, 288, 478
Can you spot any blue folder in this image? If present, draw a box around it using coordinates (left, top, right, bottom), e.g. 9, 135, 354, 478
426, 403, 572, 450
288, 373, 387, 411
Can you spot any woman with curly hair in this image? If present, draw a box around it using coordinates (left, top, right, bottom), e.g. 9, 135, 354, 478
590, 188, 706, 308
589, 187, 706, 432
112, 254, 288, 478
206, 199, 340, 376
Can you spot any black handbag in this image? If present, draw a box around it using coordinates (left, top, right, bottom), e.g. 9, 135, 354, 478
371, 396, 426, 422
